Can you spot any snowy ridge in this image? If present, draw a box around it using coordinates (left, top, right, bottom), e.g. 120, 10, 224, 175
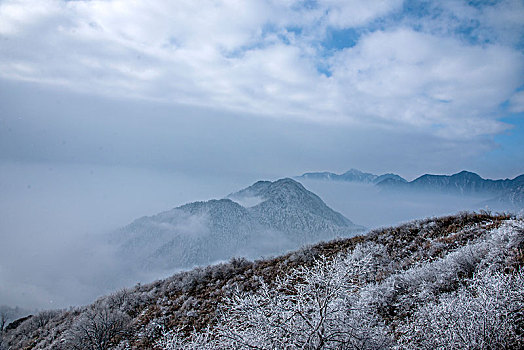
113, 178, 364, 272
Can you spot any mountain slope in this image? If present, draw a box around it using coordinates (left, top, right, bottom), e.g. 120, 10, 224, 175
113, 178, 364, 272
3, 212, 520, 349
484, 184, 524, 210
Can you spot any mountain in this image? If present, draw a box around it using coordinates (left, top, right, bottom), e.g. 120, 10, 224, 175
374, 173, 406, 184
297, 171, 340, 181
5, 212, 521, 349
484, 184, 524, 210
112, 178, 364, 272
297, 169, 523, 210
377, 170, 524, 196
228, 178, 356, 235
297, 168, 406, 184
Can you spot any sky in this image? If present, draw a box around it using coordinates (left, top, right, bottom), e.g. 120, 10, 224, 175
0, 0, 524, 309
0, 0, 523, 179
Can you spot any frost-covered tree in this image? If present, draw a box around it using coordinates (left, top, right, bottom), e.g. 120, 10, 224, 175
214, 253, 394, 349
0, 305, 26, 349
65, 303, 131, 350
0, 307, 10, 350
396, 270, 524, 350
159, 248, 392, 349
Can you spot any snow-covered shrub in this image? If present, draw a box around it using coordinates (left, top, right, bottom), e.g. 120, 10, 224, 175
159, 251, 393, 349
481, 219, 524, 272
215, 256, 357, 349
156, 327, 216, 350
396, 270, 524, 350
65, 303, 131, 350
358, 239, 489, 323
31, 310, 61, 329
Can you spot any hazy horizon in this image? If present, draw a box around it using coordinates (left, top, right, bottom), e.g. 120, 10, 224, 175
1, 0, 523, 311
0, 162, 517, 310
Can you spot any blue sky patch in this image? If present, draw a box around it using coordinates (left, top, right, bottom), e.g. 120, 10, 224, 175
322, 27, 360, 51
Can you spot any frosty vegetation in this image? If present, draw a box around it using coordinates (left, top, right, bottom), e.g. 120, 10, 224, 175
2, 212, 523, 349
157, 215, 524, 349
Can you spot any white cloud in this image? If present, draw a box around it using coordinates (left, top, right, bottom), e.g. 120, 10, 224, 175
329, 28, 524, 137
438, 0, 524, 46
0, 0, 63, 35
320, 0, 403, 28
508, 90, 524, 113
399, 0, 524, 52
0, 0, 522, 140
482, 0, 524, 35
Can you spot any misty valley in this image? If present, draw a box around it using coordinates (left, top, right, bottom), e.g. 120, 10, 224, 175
1, 167, 523, 349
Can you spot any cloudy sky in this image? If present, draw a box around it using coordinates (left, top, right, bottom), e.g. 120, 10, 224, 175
1, 0, 523, 179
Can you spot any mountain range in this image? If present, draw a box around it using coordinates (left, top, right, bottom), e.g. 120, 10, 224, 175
112, 178, 365, 272
377, 170, 523, 193
298, 169, 524, 209
296, 168, 406, 184
378, 170, 524, 208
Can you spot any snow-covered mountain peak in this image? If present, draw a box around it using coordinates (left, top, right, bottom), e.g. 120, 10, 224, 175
228, 178, 312, 206
259, 178, 316, 201
113, 178, 365, 272
229, 178, 344, 221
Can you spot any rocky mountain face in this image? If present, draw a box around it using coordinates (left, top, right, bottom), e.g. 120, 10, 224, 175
228, 178, 357, 235
112, 178, 364, 272
297, 169, 406, 184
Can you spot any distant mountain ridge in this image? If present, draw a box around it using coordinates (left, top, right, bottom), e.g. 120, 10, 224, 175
377, 169, 523, 197
296, 168, 406, 184
113, 178, 364, 272
297, 168, 524, 209
484, 184, 524, 209
378, 170, 521, 192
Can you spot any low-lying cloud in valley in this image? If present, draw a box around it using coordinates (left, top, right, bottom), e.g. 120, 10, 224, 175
1, 162, 518, 311
299, 180, 492, 229
0, 0, 523, 315
0, 162, 246, 309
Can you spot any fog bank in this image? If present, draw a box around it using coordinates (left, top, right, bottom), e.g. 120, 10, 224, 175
0, 162, 506, 310
0, 161, 252, 310
299, 180, 491, 229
